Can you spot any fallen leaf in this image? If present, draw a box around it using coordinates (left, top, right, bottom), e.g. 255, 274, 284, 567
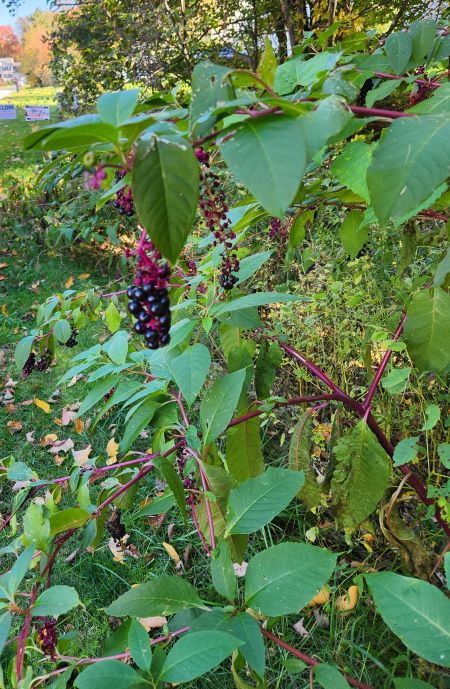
41, 433, 58, 446
54, 454, 65, 465
2, 389, 15, 401
1, 304, 8, 316
79, 273, 90, 280
233, 562, 248, 577
74, 418, 84, 434
139, 616, 167, 631
61, 408, 77, 426
48, 438, 74, 455
26, 432, 35, 443
34, 398, 50, 414
6, 403, 17, 413
183, 544, 193, 569
106, 437, 119, 465
306, 588, 330, 608
292, 618, 309, 637
167, 523, 175, 541
313, 609, 329, 628
145, 513, 166, 529
162, 542, 181, 566
335, 586, 359, 612
0, 262, 8, 269
65, 276, 74, 288
72, 445, 92, 465
20, 399, 34, 406
0, 275, 6, 282
7, 420, 23, 434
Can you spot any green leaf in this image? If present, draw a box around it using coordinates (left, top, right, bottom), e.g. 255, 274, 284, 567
49, 508, 91, 536
226, 411, 264, 484
385, 31, 413, 74
314, 664, 350, 689
381, 367, 411, 395
393, 437, 419, 467
245, 542, 337, 616
152, 455, 187, 521
211, 292, 305, 317
394, 679, 436, 689
22, 503, 50, 551
54, 319, 71, 344
132, 135, 199, 263
289, 411, 321, 509
421, 403, 440, 430
74, 660, 146, 689
160, 631, 243, 683
366, 79, 403, 108
301, 96, 352, 157
330, 421, 391, 530
220, 116, 306, 217
103, 330, 129, 365
438, 443, 450, 470
31, 585, 80, 617
104, 301, 122, 333
190, 62, 234, 136
409, 83, 450, 115
128, 619, 152, 672
190, 610, 265, 678
257, 37, 277, 86
6, 461, 33, 482
105, 575, 204, 617
14, 335, 34, 371
433, 244, 450, 288
0, 611, 11, 655
408, 20, 436, 62
235, 251, 272, 285
0, 544, 35, 599
97, 89, 140, 126
338, 210, 368, 259
210, 542, 236, 601
365, 571, 450, 667
367, 115, 450, 225
331, 141, 372, 202
120, 398, 159, 452
445, 552, 450, 588
200, 369, 246, 445
296, 51, 342, 88
404, 288, 450, 373
225, 467, 304, 535
172, 344, 211, 407
77, 377, 118, 418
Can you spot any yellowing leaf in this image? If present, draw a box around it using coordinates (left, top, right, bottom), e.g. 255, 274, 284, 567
41, 433, 58, 446
7, 420, 23, 434
306, 587, 330, 608
335, 585, 359, 612
74, 418, 84, 434
139, 616, 167, 631
34, 398, 50, 414
162, 541, 181, 565
79, 273, 90, 279
72, 445, 92, 466
65, 276, 74, 289
106, 437, 119, 465
1, 304, 8, 316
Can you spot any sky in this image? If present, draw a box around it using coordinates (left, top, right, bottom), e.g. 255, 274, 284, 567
0, 0, 48, 28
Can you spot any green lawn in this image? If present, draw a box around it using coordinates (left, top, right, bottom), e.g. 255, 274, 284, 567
0, 86, 58, 183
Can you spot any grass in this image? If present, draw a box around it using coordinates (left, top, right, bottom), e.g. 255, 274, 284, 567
0, 91, 448, 689
0, 86, 58, 183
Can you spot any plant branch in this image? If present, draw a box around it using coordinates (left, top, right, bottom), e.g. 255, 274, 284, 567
363, 313, 407, 411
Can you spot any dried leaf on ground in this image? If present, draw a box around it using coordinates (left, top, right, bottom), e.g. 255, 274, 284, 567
7, 420, 23, 433
34, 398, 50, 414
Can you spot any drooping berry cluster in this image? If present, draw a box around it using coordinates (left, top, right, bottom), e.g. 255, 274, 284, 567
113, 169, 134, 217
268, 217, 288, 240
22, 348, 52, 379
196, 148, 239, 290
176, 449, 198, 507
64, 329, 78, 348
37, 618, 58, 657
127, 235, 171, 349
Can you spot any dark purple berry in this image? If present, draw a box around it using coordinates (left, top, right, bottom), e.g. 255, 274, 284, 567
133, 287, 145, 301
134, 321, 146, 334
138, 310, 151, 323
159, 333, 171, 346
128, 300, 141, 315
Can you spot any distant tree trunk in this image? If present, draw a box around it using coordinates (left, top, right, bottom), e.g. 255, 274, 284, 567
279, 0, 296, 52
273, 9, 288, 58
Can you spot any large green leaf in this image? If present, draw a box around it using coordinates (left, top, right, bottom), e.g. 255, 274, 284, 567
289, 411, 321, 509
408, 20, 436, 62
14, 335, 35, 371
160, 631, 243, 683
330, 421, 391, 530
366, 79, 403, 108
97, 89, 140, 126
404, 288, 450, 373
409, 83, 450, 114
301, 96, 352, 157
367, 115, 450, 225
210, 542, 236, 601
31, 585, 80, 617
394, 679, 436, 689
190, 610, 265, 678
385, 32, 413, 74
120, 398, 159, 452
366, 572, 450, 667
152, 455, 187, 521
226, 411, 264, 483
190, 62, 234, 136
128, 619, 152, 672
331, 141, 372, 202
132, 135, 199, 263
105, 575, 205, 617
295, 51, 342, 88
210, 292, 305, 317
245, 542, 337, 616
220, 116, 306, 217
0, 611, 11, 655
200, 369, 246, 445
172, 344, 211, 406
103, 330, 129, 365
74, 660, 146, 689
49, 508, 91, 537
225, 467, 304, 535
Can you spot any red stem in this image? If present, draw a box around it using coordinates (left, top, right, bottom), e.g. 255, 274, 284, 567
227, 395, 336, 428
363, 313, 407, 411
260, 628, 374, 689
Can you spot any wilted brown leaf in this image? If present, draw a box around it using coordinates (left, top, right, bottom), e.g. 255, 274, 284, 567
72, 445, 92, 465
139, 616, 167, 631
7, 420, 23, 434
65, 276, 74, 289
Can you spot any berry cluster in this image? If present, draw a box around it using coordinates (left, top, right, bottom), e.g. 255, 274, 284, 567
176, 449, 198, 507
113, 175, 134, 216
268, 217, 288, 240
409, 68, 434, 105
84, 165, 106, 191
22, 349, 52, 379
127, 237, 171, 349
37, 618, 58, 657
196, 147, 239, 290
64, 329, 78, 348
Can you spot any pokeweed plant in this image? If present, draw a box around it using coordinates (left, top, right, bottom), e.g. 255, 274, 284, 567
2, 18, 450, 689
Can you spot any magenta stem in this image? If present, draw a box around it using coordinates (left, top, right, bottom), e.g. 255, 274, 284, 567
363, 313, 407, 411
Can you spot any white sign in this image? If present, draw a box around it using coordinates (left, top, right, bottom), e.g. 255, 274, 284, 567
0, 104, 17, 120
25, 105, 50, 121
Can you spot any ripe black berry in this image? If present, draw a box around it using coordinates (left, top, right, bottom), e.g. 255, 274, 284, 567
134, 321, 146, 334
159, 333, 171, 346
128, 300, 141, 315
133, 287, 144, 301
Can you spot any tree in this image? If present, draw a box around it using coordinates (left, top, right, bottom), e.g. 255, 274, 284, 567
19, 9, 55, 86
0, 24, 20, 58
